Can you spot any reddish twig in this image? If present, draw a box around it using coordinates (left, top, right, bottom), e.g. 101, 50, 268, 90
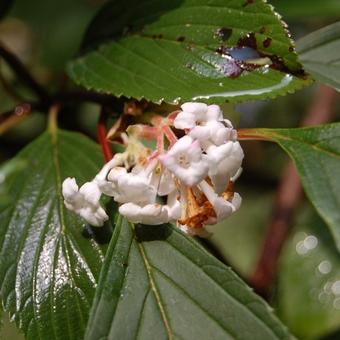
97, 107, 113, 162
250, 85, 339, 297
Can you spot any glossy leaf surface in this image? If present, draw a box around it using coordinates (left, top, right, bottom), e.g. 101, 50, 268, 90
68, 0, 310, 104
0, 159, 27, 208
248, 124, 340, 252
297, 21, 340, 91
0, 129, 108, 339
85, 216, 291, 340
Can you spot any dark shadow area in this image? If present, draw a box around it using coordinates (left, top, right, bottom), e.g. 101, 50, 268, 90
82, 221, 113, 245
321, 329, 340, 340
81, 0, 184, 52
198, 238, 229, 264
135, 223, 172, 242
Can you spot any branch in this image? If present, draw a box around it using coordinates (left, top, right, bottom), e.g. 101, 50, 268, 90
0, 102, 37, 135
249, 85, 339, 297
0, 43, 125, 126
97, 107, 113, 162
0, 43, 51, 105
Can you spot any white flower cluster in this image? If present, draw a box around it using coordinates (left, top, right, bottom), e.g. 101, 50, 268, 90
62, 102, 244, 237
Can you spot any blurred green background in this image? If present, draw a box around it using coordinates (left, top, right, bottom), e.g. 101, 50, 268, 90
0, 0, 339, 339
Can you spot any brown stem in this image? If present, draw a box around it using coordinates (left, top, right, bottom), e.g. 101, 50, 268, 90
0, 43, 51, 105
250, 85, 339, 297
0, 89, 123, 135
97, 107, 113, 162
0, 43, 125, 133
0, 102, 43, 136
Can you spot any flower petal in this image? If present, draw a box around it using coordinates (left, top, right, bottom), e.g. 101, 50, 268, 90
206, 104, 223, 121
181, 102, 207, 116
158, 169, 176, 196
119, 203, 168, 225
79, 182, 102, 205
62, 178, 108, 226
206, 142, 243, 193
190, 121, 231, 146
173, 111, 196, 129
164, 189, 181, 220
62, 177, 79, 200
159, 136, 209, 186
199, 180, 241, 221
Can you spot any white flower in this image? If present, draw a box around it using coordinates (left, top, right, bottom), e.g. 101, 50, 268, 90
164, 189, 181, 220
173, 103, 225, 130
158, 168, 176, 196
206, 104, 224, 121
62, 102, 244, 236
107, 167, 156, 205
159, 135, 209, 187
119, 203, 168, 225
189, 120, 231, 146
199, 180, 241, 222
173, 102, 208, 129
62, 178, 81, 209
119, 190, 181, 225
206, 141, 244, 194
62, 177, 108, 226
94, 154, 124, 196
175, 102, 235, 147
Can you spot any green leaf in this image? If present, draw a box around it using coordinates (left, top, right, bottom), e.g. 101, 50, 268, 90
0, 159, 27, 208
297, 21, 340, 91
271, 0, 340, 19
248, 124, 340, 252
85, 216, 291, 340
278, 205, 340, 339
0, 129, 109, 339
68, 0, 310, 104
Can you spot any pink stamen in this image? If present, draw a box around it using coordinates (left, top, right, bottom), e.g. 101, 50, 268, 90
163, 125, 178, 146
157, 131, 164, 154
149, 150, 160, 160
167, 110, 180, 122
150, 115, 164, 127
